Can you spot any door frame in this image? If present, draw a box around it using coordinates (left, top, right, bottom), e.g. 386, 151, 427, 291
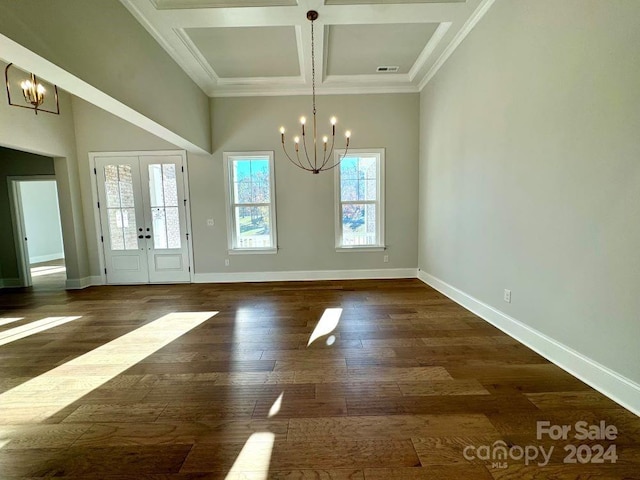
7, 175, 60, 287
88, 150, 195, 285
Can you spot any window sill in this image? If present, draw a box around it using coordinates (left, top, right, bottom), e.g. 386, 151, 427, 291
335, 246, 386, 253
228, 248, 278, 255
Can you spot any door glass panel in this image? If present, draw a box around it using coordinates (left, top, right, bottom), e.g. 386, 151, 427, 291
152, 207, 167, 249
148, 163, 181, 250
104, 165, 138, 251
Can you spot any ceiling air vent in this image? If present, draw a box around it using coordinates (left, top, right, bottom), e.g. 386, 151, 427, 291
376, 66, 399, 73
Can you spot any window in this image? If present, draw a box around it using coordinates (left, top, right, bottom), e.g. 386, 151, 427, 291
224, 152, 277, 253
334, 148, 385, 250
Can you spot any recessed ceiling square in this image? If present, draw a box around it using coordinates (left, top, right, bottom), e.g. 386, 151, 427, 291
326, 23, 439, 75
154, 0, 298, 9
184, 26, 300, 78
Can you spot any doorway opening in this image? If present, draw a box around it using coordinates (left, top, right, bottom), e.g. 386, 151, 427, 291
9, 177, 66, 290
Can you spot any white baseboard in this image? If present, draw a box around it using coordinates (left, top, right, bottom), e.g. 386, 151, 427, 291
30, 253, 65, 264
0, 278, 22, 288
65, 276, 103, 290
194, 268, 417, 284
417, 270, 640, 416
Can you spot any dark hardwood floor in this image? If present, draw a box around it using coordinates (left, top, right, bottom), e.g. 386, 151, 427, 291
0, 279, 638, 479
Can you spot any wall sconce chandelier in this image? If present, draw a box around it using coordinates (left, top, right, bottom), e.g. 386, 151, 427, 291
4, 63, 60, 115
279, 10, 351, 174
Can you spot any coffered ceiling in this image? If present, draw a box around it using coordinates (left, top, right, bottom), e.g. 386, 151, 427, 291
121, 0, 494, 96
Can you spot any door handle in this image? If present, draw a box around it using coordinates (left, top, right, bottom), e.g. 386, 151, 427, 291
138, 235, 144, 239
145, 235, 151, 239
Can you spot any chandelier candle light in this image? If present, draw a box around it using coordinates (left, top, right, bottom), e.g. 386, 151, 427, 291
20, 73, 46, 110
279, 10, 351, 174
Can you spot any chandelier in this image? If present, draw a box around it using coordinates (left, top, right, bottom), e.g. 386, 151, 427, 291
4, 63, 60, 115
279, 10, 351, 174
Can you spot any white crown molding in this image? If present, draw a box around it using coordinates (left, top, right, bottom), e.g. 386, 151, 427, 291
418, 0, 496, 90
194, 268, 417, 283
418, 270, 640, 417
208, 83, 419, 97
408, 22, 451, 82
173, 28, 220, 83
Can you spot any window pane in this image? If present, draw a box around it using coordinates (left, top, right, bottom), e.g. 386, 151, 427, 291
122, 208, 138, 250
341, 179, 358, 201
364, 179, 377, 201
232, 158, 271, 204
152, 207, 167, 249
107, 208, 137, 251
342, 203, 377, 246
162, 164, 178, 207
340, 156, 359, 179
165, 207, 181, 249
148, 164, 164, 207
107, 209, 125, 250
118, 166, 135, 208
104, 165, 120, 208
235, 206, 271, 249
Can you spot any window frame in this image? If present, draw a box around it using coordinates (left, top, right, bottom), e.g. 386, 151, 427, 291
334, 148, 386, 251
223, 151, 278, 254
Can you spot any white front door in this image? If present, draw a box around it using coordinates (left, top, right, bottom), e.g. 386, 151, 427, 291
94, 153, 191, 284
140, 155, 190, 283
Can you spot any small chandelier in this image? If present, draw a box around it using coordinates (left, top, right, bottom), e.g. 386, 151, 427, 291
4, 63, 60, 115
279, 10, 351, 174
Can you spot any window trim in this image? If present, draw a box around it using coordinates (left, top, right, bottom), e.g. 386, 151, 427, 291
223, 151, 278, 254
334, 148, 386, 251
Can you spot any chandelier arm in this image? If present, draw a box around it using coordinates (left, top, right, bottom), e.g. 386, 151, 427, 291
282, 142, 311, 171
321, 142, 351, 172
295, 147, 315, 172
319, 133, 337, 171
300, 130, 315, 171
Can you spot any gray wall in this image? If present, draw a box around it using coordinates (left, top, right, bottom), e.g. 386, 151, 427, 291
0, 61, 89, 282
0, 148, 55, 280
419, 0, 640, 383
0, 0, 211, 153
20, 180, 64, 263
189, 94, 419, 274
71, 97, 178, 278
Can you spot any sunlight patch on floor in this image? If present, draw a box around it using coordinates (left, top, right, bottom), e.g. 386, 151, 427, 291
0, 311, 217, 426
307, 308, 343, 347
30, 266, 66, 277
0, 318, 24, 327
268, 392, 284, 418
0, 316, 82, 347
225, 432, 275, 480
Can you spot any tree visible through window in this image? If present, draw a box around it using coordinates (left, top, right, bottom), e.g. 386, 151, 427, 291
224, 152, 277, 252
335, 149, 385, 249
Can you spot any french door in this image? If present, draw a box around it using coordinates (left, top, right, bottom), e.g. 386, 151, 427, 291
94, 153, 191, 284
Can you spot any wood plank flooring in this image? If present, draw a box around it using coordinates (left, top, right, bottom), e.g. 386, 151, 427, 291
0, 279, 638, 479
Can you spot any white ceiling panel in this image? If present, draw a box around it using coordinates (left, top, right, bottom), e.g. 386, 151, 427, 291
327, 23, 439, 75
121, 0, 495, 96
184, 26, 300, 78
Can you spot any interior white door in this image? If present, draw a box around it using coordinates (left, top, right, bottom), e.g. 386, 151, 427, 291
95, 157, 150, 284
139, 155, 191, 283
95, 154, 191, 284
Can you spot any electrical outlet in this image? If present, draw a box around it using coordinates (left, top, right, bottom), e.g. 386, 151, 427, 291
383, 255, 389, 263
504, 289, 511, 303
225, 259, 230, 267
206, 218, 215, 226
